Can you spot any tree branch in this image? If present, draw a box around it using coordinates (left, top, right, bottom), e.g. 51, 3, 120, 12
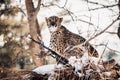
96, 43, 120, 53
30, 37, 72, 67
89, 4, 118, 11
34, 0, 41, 19
105, 31, 117, 34
87, 16, 119, 42
83, 0, 118, 11
98, 42, 108, 64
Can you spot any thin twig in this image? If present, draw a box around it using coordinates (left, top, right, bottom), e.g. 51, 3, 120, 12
83, 0, 118, 11
96, 43, 120, 53
41, 3, 75, 21
89, 4, 118, 11
98, 42, 108, 64
63, 0, 68, 7
77, 19, 94, 25
87, 16, 119, 42
84, 0, 109, 6
105, 31, 117, 34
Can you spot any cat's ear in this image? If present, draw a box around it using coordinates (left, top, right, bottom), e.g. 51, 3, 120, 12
45, 17, 48, 22
59, 17, 63, 23
45, 17, 49, 25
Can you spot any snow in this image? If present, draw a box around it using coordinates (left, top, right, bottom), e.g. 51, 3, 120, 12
32, 51, 98, 76
102, 72, 111, 76
32, 64, 55, 75
68, 52, 99, 72
7, 33, 12, 38
0, 34, 5, 47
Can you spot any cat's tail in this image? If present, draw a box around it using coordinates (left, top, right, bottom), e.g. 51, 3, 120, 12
84, 42, 99, 57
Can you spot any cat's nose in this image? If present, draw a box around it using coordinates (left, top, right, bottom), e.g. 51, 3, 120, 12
51, 22, 56, 26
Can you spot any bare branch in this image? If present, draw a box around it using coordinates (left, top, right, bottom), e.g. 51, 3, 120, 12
98, 42, 108, 64
34, 0, 41, 18
41, 3, 95, 24
117, 23, 120, 38
88, 16, 119, 42
85, 0, 117, 7
89, 4, 118, 11
105, 31, 117, 34
106, 46, 120, 53
52, 3, 75, 21
63, 0, 68, 7
84, 0, 107, 6
77, 19, 94, 25
96, 43, 120, 53
118, 0, 120, 13
83, 0, 118, 11
41, 2, 75, 21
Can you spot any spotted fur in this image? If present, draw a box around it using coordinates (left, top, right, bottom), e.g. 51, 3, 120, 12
46, 16, 99, 58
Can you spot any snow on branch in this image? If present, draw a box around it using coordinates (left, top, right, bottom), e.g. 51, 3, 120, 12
22, 56, 120, 80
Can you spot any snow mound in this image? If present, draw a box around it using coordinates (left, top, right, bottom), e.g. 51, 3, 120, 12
32, 64, 56, 75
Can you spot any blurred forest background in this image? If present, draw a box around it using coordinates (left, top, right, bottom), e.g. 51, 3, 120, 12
0, 0, 120, 79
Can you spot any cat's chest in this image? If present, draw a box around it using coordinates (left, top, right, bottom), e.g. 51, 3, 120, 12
49, 32, 67, 52
50, 32, 64, 45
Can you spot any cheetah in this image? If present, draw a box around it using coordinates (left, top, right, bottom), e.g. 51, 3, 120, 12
45, 16, 99, 58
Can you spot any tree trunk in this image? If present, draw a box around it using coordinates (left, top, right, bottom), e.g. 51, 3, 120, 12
25, 0, 45, 66
117, 0, 120, 39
